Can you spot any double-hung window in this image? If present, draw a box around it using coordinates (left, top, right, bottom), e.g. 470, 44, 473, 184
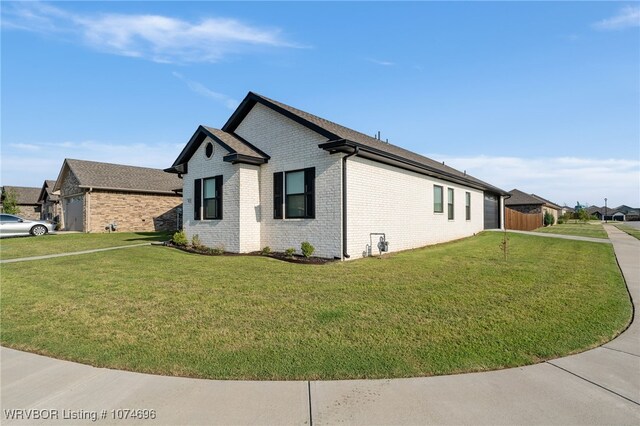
448, 188, 455, 220
434, 185, 443, 213
274, 167, 315, 219
194, 175, 223, 220
465, 192, 471, 221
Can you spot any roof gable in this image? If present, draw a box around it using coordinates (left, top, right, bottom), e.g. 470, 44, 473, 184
37, 180, 59, 203
54, 159, 183, 195
168, 125, 269, 172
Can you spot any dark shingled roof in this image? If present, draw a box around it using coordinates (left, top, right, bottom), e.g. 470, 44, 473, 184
169, 92, 507, 195
530, 193, 561, 210
224, 92, 506, 194
202, 126, 267, 158
1, 186, 42, 205
505, 189, 545, 206
38, 180, 59, 202
55, 159, 183, 195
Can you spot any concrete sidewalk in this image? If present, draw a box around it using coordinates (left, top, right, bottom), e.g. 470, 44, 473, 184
491, 228, 612, 244
0, 243, 152, 264
1, 226, 639, 425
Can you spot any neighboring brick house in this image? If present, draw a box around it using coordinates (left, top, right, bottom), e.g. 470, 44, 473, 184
0, 186, 41, 219
505, 189, 561, 225
166, 92, 508, 260
53, 159, 183, 232
37, 180, 60, 221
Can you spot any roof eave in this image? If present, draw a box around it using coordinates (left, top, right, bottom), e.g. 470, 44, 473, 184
223, 153, 269, 165
77, 185, 181, 196
319, 140, 509, 195
164, 163, 188, 175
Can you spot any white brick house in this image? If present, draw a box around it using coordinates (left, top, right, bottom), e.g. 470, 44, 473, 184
167, 92, 507, 260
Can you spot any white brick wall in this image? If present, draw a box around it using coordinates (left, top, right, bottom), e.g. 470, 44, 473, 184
235, 103, 343, 259
238, 164, 261, 252
182, 138, 240, 252
346, 156, 485, 259
182, 103, 499, 260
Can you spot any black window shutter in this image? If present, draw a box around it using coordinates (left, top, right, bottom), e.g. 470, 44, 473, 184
194, 179, 201, 220
305, 167, 315, 219
215, 175, 223, 220
273, 172, 283, 219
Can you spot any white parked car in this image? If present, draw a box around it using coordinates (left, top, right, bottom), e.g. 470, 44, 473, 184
0, 214, 55, 237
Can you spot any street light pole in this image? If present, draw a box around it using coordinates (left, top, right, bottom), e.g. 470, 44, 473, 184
605, 198, 607, 223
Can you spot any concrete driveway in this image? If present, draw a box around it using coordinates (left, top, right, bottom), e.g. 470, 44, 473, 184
2, 225, 639, 425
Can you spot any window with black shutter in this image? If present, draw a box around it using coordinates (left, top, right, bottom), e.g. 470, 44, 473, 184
194, 179, 201, 220
194, 176, 222, 220
273, 172, 283, 219
274, 167, 315, 219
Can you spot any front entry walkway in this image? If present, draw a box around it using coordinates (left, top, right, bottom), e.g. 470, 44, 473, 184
2, 226, 638, 425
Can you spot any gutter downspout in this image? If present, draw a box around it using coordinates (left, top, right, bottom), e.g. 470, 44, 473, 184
87, 187, 92, 233
342, 147, 359, 259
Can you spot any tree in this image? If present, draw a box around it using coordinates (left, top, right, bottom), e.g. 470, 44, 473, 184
544, 211, 555, 226
1, 188, 20, 215
577, 207, 590, 224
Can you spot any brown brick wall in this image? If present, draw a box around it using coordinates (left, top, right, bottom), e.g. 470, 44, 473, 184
17, 204, 41, 220
88, 190, 181, 233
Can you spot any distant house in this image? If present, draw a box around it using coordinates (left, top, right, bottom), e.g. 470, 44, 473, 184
166, 91, 508, 259
53, 159, 183, 232
530, 193, 561, 223
505, 189, 561, 226
0, 186, 41, 220
613, 205, 640, 221
504, 189, 562, 230
37, 180, 60, 221
560, 205, 574, 216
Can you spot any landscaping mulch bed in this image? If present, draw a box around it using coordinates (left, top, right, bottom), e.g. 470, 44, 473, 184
164, 242, 335, 264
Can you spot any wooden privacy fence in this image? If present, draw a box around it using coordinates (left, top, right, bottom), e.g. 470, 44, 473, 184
505, 208, 543, 231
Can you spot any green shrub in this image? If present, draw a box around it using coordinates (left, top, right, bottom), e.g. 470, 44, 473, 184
172, 230, 188, 246
191, 234, 203, 249
261, 246, 272, 255
557, 218, 564, 224
285, 248, 296, 258
301, 241, 315, 258
209, 246, 224, 255
544, 211, 555, 226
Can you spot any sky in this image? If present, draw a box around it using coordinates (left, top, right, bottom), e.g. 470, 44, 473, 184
1, 1, 639, 208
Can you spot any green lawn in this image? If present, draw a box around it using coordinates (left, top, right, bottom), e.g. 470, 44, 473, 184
0, 232, 172, 260
533, 222, 608, 239
614, 223, 640, 240
0, 232, 631, 380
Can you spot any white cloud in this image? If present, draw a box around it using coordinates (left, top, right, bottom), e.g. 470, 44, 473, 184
172, 72, 238, 109
1, 2, 300, 63
366, 58, 395, 66
593, 6, 640, 31
427, 154, 640, 207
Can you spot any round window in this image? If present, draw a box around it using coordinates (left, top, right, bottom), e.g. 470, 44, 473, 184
205, 142, 214, 159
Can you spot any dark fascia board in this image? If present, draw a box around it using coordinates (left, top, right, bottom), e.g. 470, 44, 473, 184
37, 182, 49, 203
169, 125, 267, 172
320, 140, 509, 195
223, 153, 268, 165
505, 202, 544, 206
164, 163, 187, 174
78, 185, 181, 196
222, 92, 339, 140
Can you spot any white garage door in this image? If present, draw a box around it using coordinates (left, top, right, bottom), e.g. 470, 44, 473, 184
64, 197, 83, 231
